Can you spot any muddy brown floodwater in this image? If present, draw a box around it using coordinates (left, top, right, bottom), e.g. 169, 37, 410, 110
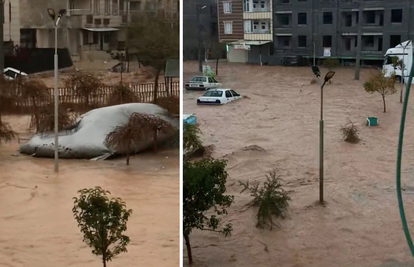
0, 115, 179, 267
183, 61, 414, 267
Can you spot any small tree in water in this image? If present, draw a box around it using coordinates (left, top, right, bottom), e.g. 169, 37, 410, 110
363, 70, 397, 113
72, 187, 132, 267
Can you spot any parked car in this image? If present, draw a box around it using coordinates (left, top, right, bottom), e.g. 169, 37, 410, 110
197, 89, 242, 105
185, 76, 221, 90
4, 67, 28, 80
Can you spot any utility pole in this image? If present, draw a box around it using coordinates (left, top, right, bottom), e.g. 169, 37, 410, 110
0, 0, 5, 73
196, 5, 202, 73
354, 7, 363, 80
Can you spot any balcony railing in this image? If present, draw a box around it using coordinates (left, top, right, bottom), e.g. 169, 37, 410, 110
245, 7, 270, 12
245, 29, 270, 34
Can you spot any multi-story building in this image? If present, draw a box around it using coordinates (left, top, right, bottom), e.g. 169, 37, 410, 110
217, 0, 273, 64
11, 0, 177, 60
183, 0, 225, 61
272, 0, 412, 66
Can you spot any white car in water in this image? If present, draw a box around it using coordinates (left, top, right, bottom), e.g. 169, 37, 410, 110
185, 76, 221, 90
197, 89, 242, 105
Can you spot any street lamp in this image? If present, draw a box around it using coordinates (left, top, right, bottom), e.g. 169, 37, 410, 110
47, 8, 66, 173
311, 66, 335, 204
0, 0, 5, 73
196, 5, 206, 73
399, 40, 412, 103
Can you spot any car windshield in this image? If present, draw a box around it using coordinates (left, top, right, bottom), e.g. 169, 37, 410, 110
4, 70, 16, 78
203, 90, 223, 97
190, 76, 207, 82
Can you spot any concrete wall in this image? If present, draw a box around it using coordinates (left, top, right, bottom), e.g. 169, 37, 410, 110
4, 0, 21, 45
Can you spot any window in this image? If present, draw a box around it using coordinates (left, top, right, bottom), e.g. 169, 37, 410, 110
298, 35, 306, 47
130, 1, 141, 11
191, 77, 207, 82
323, 12, 333, 24
225, 91, 232, 98
223, 1, 232, 13
365, 11, 375, 24
231, 90, 240, 96
203, 90, 223, 97
119, 0, 125, 11
112, 0, 118, 15
344, 38, 351, 51
208, 77, 215, 83
345, 14, 352, 26
281, 0, 290, 3
277, 14, 290, 26
105, 0, 110, 14
390, 35, 401, 47
323, 36, 332, 47
298, 12, 307, 25
94, 0, 100, 14
244, 0, 250, 12
277, 36, 291, 47
260, 0, 266, 9
363, 36, 374, 47
391, 9, 403, 23
224, 21, 233, 34
244, 20, 252, 33
379, 14, 384, 26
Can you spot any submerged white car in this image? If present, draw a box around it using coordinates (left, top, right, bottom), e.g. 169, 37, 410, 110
197, 89, 242, 105
4, 67, 28, 80
185, 76, 221, 90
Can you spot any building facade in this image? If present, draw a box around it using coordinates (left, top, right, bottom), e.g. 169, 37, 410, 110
217, 0, 273, 64
11, 0, 177, 60
272, 0, 413, 65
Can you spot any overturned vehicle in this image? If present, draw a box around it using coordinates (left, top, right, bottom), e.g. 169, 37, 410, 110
19, 103, 179, 160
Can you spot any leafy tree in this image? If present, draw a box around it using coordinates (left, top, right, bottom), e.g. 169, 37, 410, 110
183, 158, 234, 264
363, 70, 397, 113
322, 58, 340, 71
30, 103, 78, 133
72, 187, 132, 267
127, 11, 179, 103
183, 123, 204, 159
65, 71, 103, 109
239, 171, 292, 230
105, 113, 175, 165
20, 79, 49, 131
0, 77, 18, 143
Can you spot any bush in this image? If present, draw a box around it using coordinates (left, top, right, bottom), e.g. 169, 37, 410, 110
322, 58, 340, 70
108, 83, 140, 106
155, 96, 179, 116
0, 122, 18, 144
29, 104, 78, 133
239, 170, 292, 230
340, 119, 360, 144
183, 123, 204, 159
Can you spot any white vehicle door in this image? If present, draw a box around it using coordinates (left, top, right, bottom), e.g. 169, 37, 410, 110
225, 90, 233, 103
212, 77, 220, 87
208, 77, 215, 88
200, 77, 208, 87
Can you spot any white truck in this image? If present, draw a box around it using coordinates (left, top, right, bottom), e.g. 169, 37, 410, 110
383, 40, 413, 83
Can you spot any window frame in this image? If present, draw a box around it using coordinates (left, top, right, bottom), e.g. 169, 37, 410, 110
223, 1, 232, 14
224, 21, 233, 34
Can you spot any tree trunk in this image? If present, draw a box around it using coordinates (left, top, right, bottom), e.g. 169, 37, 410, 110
153, 68, 161, 103
382, 95, 386, 113
216, 59, 219, 76
184, 234, 193, 265
126, 153, 130, 165
102, 253, 107, 267
32, 96, 39, 131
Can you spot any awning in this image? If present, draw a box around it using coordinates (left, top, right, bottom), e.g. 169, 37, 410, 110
83, 27, 119, 32
228, 40, 271, 46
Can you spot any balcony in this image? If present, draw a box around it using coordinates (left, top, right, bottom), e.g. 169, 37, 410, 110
243, 0, 272, 19
244, 20, 272, 40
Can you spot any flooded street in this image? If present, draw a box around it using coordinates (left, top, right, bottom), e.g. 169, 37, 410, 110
183, 61, 414, 267
0, 116, 179, 267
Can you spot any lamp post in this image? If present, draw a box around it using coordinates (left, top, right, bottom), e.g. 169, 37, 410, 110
400, 40, 412, 103
47, 8, 66, 173
311, 66, 336, 204
196, 5, 206, 73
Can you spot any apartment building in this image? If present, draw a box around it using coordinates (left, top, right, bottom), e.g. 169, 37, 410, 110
15, 0, 177, 60
217, 0, 273, 64
272, 0, 412, 65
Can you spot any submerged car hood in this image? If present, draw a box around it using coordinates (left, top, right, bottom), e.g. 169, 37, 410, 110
19, 103, 179, 160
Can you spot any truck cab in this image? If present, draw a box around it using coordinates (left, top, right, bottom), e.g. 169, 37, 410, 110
383, 40, 412, 83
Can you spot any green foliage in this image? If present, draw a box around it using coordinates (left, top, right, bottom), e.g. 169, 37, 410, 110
183, 123, 204, 158
65, 71, 103, 108
239, 171, 292, 230
363, 70, 397, 112
322, 58, 340, 70
340, 120, 360, 144
72, 187, 132, 267
108, 83, 140, 106
183, 158, 234, 264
